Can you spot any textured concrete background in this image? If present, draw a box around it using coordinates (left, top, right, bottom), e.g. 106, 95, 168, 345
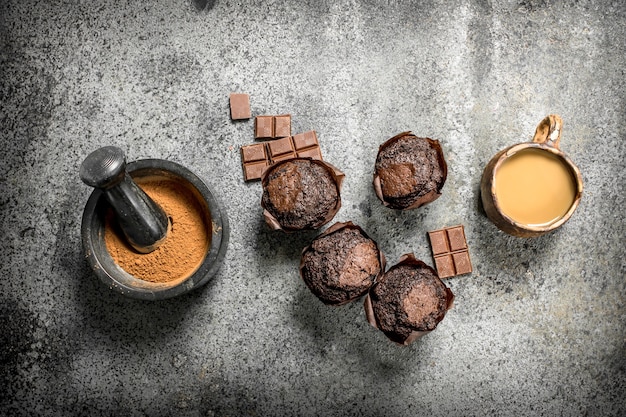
1, 0, 625, 416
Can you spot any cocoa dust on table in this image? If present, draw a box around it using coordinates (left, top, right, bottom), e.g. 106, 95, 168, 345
104, 177, 210, 283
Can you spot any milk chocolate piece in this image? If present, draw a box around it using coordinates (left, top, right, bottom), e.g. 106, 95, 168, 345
433, 255, 455, 278
293, 131, 323, 159
296, 147, 321, 159
229, 93, 251, 120
428, 225, 472, 278
255, 115, 274, 139
364, 253, 454, 345
274, 115, 291, 138
292, 131, 318, 149
240, 131, 323, 181
254, 114, 292, 139
267, 136, 296, 162
241, 143, 270, 181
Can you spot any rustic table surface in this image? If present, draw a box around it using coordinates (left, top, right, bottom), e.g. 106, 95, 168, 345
1, 1, 625, 416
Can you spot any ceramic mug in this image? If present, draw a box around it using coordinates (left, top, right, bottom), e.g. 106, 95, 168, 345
480, 115, 583, 237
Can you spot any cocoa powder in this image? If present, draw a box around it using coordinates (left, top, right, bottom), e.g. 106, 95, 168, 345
104, 177, 210, 283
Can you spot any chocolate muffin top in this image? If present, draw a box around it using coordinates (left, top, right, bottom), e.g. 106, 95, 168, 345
368, 255, 452, 344
300, 222, 383, 305
262, 158, 341, 231
374, 132, 447, 210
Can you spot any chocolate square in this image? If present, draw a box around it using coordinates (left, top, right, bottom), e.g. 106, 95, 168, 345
274, 115, 291, 138
428, 225, 472, 278
255, 116, 274, 139
452, 251, 472, 275
243, 161, 268, 181
447, 226, 467, 251
229, 93, 251, 120
241, 143, 270, 181
428, 230, 450, 255
292, 131, 323, 160
292, 131, 318, 150
267, 137, 296, 161
434, 255, 455, 279
296, 147, 323, 160
241, 143, 266, 162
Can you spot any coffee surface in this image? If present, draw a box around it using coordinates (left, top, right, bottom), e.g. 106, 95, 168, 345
495, 148, 576, 226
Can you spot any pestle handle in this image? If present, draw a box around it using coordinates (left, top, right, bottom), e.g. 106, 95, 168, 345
80, 146, 170, 254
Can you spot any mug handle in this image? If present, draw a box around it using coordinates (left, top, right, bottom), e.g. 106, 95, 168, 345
532, 114, 563, 149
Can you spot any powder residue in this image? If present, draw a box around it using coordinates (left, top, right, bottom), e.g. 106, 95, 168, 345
104, 177, 210, 283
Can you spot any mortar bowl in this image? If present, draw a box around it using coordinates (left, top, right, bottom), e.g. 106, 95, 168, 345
81, 159, 229, 300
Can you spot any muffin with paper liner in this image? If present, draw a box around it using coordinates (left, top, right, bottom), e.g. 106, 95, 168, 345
300, 221, 386, 305
261, 158, 344, 232
373, 132, 447, 210
364, 253, 454, 345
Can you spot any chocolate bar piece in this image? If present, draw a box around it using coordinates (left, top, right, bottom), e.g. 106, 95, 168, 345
293, 131, 323, 159
428, 225, 472, 278
240, 130, 323, 181
255, 115, 274, 139
267, 136, 297, 162
274, 115, 291, 138
229, 93, 251, 120
254, 115, 291, 139
241, 143, 270, 181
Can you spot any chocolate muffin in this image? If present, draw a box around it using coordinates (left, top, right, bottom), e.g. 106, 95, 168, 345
373, 132, 447, 210
261, 158, 344, 231
364, 253, 454, 345
300, 222, 385, 305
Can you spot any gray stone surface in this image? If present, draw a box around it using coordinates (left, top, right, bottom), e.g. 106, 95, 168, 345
1, 0, 625, 415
